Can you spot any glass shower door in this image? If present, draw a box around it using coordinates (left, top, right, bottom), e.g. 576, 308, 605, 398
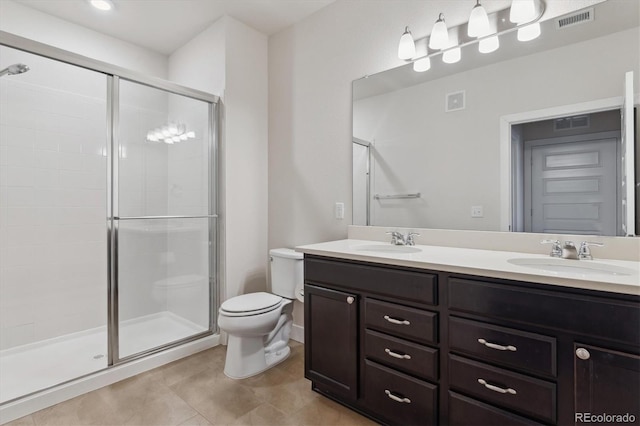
113, 78, 215, 360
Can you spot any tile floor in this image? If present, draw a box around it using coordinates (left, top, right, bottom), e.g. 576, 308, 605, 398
6, 342, 377, 426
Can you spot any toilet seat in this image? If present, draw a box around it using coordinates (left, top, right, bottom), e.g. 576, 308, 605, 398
220, 292, 284, 317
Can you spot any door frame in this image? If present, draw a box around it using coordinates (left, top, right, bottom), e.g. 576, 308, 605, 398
499, 96, 635, 233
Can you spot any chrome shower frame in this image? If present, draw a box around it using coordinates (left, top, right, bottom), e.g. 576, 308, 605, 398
0, 30, 221, 392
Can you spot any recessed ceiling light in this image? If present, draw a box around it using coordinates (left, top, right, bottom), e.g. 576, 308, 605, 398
88, 0, 114, 11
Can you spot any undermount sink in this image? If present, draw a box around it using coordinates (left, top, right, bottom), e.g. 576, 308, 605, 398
508, 257, 636, 277
355, 244, 422, 254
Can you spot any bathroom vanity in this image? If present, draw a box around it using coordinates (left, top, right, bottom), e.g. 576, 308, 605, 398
298, 240, 640, 426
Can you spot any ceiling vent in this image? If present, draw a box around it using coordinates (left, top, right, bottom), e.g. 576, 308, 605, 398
554, 115, 591, 131
556, 8, 594, 30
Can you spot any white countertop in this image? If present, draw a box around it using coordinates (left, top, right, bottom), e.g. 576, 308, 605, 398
296, 239, 640, 296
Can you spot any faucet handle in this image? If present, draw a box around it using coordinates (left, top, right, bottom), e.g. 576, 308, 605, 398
386, 231, 405, 245
579, 241, 604, 260
541, 239, 562, 257
405, 232, 420, 246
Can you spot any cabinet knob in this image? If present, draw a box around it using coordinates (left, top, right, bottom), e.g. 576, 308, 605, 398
576, 347, 591, 360
346, 296, 355, 304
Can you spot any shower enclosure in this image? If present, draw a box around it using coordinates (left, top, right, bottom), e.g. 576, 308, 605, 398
0, 33, 219, 406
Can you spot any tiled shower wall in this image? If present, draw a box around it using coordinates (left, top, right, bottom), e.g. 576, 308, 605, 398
0, 49, 108, 350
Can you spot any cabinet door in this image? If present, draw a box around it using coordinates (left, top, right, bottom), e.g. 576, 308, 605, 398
574, 343, 640, 425
304, 284, 358, 399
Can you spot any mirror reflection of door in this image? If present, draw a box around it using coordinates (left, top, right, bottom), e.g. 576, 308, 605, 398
514, 110, 623, 236
525, 134, 620, 235
353, 139, 371, 225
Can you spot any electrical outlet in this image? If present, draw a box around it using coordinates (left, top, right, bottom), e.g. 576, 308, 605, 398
471, 205, 483, 218
335, 202, 345, 219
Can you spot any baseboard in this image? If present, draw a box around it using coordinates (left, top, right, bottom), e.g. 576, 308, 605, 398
290, 324, 304, 343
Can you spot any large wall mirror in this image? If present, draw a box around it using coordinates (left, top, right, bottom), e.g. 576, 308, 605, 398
352, 0, 639, 236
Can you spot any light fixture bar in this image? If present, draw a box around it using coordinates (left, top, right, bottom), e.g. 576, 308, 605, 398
405, 0, 545, 67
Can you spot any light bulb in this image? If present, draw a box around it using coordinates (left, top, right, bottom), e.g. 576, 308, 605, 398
468, 1, 490, 37
186, 131, 195, 138
442, 47, 461, 64
413, 57, 431, 72
429, 14, 449, 50
510, 0, 537, 23
479, 35, 500, 53
168, 124, 178, 135
88, 0, 114, 11
180, 134, 188, 141
398, 27, 416, 60
517, 22, 541, 41
164, 138, 174, 144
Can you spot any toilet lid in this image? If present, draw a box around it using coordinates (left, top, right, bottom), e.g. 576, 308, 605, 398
220, 292, 283, 313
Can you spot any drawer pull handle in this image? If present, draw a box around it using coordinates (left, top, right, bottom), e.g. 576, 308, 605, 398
385, 348, 412, 360
384, 315, 410, 326
478, 338, 517, 352
477, 378, 517, 395
384, 389, 411, 403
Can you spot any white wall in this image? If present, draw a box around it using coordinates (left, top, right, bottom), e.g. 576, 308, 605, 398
169, 16, 269, 305
0, 0, 168, 78
353, 28, 639, 231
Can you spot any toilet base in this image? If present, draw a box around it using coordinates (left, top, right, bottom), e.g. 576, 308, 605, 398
223, 335, 290, 379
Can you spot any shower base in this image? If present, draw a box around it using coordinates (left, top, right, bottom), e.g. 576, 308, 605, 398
0, 311, 207, 404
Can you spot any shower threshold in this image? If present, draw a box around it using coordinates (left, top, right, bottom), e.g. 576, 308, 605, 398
0, 311, 206, 404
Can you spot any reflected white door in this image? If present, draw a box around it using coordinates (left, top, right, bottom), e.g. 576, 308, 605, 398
352, 142, 369, 225
526, 138, 619, 235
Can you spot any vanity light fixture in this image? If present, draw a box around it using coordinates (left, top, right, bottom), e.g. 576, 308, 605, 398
468, 1, 490, 37
413, 57, 431, 72
88, 0, 114, 11
479, 35, 500, 53
398, 27, 416, 60
428, 14, 449, 50
397, 0, 544, 72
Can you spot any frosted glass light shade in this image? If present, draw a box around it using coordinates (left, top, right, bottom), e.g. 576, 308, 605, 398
510, 0, 537, 23
468, 2, 490, 37
398, 27, 416, 60
442, 47, 461, 64
479, 35, 500, 53
517, 22, 541, 41
413, 57, 431, 72
88, 0, 114, 11
429, 14, 449, 50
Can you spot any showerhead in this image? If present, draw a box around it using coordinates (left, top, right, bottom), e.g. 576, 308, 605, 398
0, 63, 30, 77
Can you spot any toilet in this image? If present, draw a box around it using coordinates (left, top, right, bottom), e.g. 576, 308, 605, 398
218, 248, 304, 379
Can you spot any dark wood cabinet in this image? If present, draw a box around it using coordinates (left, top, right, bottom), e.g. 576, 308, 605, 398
304, 284, 358, 399
574, 343, 640, 425
303, 254, 640, 426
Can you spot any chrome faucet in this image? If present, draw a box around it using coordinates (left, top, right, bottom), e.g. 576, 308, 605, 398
541, 239, 562, 257
386, 231, 420, 246
561, 241, 579, 260
578, 241, 604, 260
541, 239, 604, 260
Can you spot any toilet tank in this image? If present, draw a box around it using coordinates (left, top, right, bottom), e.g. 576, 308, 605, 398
269, 248, 303, 299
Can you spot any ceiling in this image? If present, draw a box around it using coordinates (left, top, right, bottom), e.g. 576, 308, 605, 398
10, 0, 336, 55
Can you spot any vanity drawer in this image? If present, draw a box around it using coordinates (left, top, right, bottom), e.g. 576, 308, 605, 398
305, 256, 437, 306
448, 277, 640, 346
365, 298, 437, 345
449, 316, 556, 377
449, 354, 556, 424
365, 329, 438, 381
448, 392, 543, 426
363, 359, 438, 426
